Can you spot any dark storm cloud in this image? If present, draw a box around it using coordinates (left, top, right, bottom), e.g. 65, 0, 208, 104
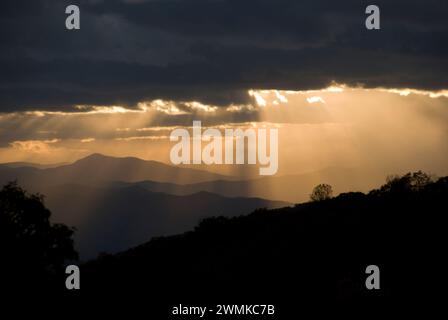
0, 0, 447, 112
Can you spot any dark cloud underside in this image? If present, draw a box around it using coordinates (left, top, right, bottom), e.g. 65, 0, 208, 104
1, 0, 447, 111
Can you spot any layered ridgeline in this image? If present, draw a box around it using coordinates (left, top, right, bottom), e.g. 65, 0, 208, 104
44, 185, 288, 259
0, 153, 232, 186
0, 153, 387, 203
1, 153, 428, 259
0, 154, 288, 259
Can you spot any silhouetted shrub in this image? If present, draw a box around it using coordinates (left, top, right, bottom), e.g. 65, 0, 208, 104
0, 181, 78, 290
310, 183, 333, 201
370, 170, 435, 197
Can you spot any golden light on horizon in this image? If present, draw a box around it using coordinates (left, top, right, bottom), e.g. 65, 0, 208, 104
0, 84, 447, 182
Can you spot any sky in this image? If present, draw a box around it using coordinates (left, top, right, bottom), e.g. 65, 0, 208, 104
0, 0, 447, 177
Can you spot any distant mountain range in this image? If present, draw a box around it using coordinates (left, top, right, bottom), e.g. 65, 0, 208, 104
0, 153, 233, 187
0, 154, 289, 259
0, 153, 387, 258
110, 167, 384, 203
0, 154, 384, 203
42, 184, 288, 259
0, 161, 69, 169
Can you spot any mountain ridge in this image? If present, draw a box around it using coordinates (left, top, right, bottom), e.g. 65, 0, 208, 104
0, 153, 234, 186
41, 182, 289, 259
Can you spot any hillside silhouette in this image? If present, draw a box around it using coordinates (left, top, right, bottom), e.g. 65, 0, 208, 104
1, 171, 444, 315
79, 171, 445, 313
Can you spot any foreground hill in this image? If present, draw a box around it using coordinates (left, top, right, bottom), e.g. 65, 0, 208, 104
81, 172, 446, 313
41, 184, 288, 259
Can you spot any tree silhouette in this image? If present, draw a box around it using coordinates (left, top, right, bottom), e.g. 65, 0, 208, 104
0, 181, 78, 290
310, 183, 333, 201
371, 170, 434, 196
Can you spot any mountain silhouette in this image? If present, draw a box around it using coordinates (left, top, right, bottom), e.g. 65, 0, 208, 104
109, 167, 385, 203
42, 183, 288, 259
0, 161, 69, 169
0, 154, 392, 203
0, 154, 290, 259
0, 153, 233, 187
